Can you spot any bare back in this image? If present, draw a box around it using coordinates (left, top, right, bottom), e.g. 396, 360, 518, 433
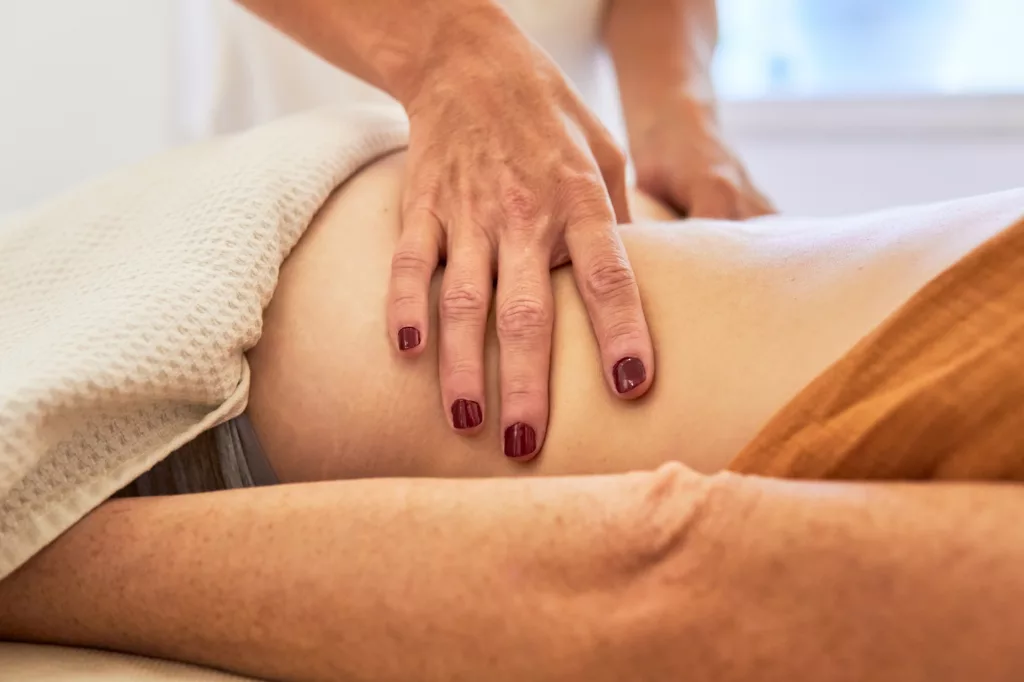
246, 151, 1024, 481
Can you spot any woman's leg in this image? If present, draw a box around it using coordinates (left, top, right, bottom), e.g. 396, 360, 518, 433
246, 151, 1024, 481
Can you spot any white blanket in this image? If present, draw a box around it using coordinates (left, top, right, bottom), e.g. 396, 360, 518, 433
0, 105, 409, 578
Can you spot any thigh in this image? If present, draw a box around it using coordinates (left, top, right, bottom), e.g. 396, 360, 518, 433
246, 152, 1024, 482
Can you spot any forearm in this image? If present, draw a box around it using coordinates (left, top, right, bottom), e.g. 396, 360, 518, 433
233, 0, 516, 106
0, 467, 705, 682
603, 0, 720, 139
3, 468, 1022, 681
664, 475, 1024, 681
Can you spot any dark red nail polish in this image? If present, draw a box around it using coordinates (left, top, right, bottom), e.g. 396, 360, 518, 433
504, 422, 537, 458
397, 327, 421, 351
613, 356, 646, 394
451, 399, 483, 430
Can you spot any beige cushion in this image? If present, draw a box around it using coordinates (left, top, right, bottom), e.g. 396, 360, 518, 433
0, 643, 259, 681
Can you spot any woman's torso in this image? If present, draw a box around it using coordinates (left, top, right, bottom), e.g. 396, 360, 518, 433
245, 151, 1024, 481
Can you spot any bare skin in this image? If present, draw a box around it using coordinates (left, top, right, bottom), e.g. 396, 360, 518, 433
236, 0, 653, 460
245, 151, 1022, 481
605, 0, 773, 218
2, 469, 1023, 682
2, 154, 1024, 680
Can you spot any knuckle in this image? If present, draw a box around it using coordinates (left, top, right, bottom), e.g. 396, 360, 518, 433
602, 315, 647, 349
444, 357, 481, 381
496, 295, 551, 341
558, 173, 613, 224
389, 287, 422, 310
500, 185, 542, 223
698, 174, 741, 208
391, 248, 432, 278
501, 378, 538, 405
440, 281, 488, 322
706, 173, 739, 196
583, 253, 637, 303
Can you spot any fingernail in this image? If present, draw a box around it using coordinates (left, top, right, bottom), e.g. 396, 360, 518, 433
451, 399, 483, 430
613, 356, 646, 394
397, 327, 421, 351
504, 422, 537, 458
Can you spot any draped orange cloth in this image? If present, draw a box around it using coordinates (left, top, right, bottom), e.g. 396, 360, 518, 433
730, 216, 1024, 481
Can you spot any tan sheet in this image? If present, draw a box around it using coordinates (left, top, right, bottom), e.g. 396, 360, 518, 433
0, 642, 255, 681
729, 214, 1024, 481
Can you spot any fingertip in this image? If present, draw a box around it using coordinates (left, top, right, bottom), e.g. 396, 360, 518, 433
388, 211, 441, 356
396, 325, 425, 354
451, 398, 485, 432
611, 355, 653, 400
503, 421, 540, 461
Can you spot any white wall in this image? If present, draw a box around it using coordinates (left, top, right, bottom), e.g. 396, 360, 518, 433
737, 136, 1024, 216
0, 0, 1021, 216
723, 96, 1024, 215
0, 0, 175, 212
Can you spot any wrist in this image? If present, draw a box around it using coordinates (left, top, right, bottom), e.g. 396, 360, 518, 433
385, 1, 522, 109
624, 92, 720, 162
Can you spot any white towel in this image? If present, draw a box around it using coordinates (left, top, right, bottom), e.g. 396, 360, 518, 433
0, 105, 409, 578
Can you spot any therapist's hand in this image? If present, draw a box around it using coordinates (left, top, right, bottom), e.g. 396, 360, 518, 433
386, 24, 654, 461
630, 96, 774, 219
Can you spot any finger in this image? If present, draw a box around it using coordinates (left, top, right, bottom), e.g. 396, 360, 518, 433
744, 185, 777, 218
438, 230, 493, 434
495, 237, 555, 461
565, 209, 654, 401
575, 106, 632, 225
735, 165, 776, 218
387, 208, 442, 356
602, 148, 633, 225
688, 176, 743, 220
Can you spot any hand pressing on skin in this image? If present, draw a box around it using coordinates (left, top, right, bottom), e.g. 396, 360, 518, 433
236, 0, 655, 461
630, 97, 774, 219
386, 8, 655, 460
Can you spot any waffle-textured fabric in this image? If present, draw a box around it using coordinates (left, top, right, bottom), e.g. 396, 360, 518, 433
0, 105, 409, 579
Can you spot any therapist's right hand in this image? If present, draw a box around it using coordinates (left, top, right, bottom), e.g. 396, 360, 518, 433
386, 6, 655, 461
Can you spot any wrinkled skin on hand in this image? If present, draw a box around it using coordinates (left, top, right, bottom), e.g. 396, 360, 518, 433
631, 98, 774, 220
386, 36, 655, 461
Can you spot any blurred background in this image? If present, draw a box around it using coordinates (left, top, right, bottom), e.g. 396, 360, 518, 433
1, 0, 1022, 215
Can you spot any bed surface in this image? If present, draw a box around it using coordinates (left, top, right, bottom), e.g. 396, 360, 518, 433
0, 642, 258, 681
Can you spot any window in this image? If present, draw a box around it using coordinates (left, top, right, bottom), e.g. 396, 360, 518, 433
714, 0, 1024, 100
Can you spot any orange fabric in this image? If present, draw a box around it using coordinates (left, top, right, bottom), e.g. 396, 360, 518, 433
729, 216, 1024, 482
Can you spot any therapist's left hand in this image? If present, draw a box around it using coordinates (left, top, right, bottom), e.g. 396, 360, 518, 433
630, 96, 774, 220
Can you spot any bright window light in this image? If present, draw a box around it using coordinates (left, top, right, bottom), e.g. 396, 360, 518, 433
713, 0, 1024, 99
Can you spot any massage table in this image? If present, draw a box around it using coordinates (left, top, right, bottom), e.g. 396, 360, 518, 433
0, 642, 257, 681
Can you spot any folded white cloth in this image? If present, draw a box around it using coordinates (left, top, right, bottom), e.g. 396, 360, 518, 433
0, 105, 409, 578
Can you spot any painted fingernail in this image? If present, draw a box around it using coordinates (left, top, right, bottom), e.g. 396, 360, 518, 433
613, 356, 646, 394
397, 327, 421, 351
451, 399, 483, 430
504, 422, 537, 458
